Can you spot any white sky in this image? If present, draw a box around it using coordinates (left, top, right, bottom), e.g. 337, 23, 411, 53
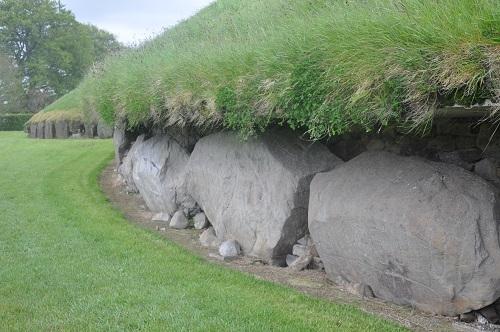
61, 0, 214, 45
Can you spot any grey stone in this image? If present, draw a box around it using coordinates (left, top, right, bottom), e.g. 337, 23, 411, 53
113, 118, 131, 166
286, 254, 298, 267
292, 244, 309, 257
44, 121, 55, 139
36, 122, 45, 138
117, 136, 141, 193
84, 122, 97, 138
169, 210, 189, 229
459, 312, 476, 323
55, 120, 69, 138
475, 158, 500, 184
199, 227, 220, 248
297, 235, 311, 246
152, 212, 171, 223
29, 123, 37, 138
97, 119, 113, 139
309, 151, 500, 316
218, 240, 241, 258
118, 134, 195, 214
311, 257, 324, 271
288, 253, 312, 272
438, 148, 482, 171
186, 129, 342, 265
193, 212, 209, 230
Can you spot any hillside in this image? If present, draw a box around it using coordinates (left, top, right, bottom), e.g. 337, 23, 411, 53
37, 0, 499, 138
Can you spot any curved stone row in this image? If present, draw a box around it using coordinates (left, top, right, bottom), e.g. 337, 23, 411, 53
27, 118, 113, 139
114, 124, 500, 317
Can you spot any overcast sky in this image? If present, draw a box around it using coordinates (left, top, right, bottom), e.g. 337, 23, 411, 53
61, 0, 214, 45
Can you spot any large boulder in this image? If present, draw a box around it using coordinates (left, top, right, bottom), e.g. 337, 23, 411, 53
36, 122, 45, 138
113, 119, 132, 166
118, 134, 195, 214
97, 119, 113, 139
54, 120, 69, 138
186, 129, 342, 265
44, 121, 55, 139
309, 151, 500, 316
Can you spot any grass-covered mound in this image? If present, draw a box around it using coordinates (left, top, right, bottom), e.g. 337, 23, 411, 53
52, 0, 500, 138
27, 89, 88, 125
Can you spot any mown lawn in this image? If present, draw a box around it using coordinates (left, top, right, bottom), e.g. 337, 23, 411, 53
0, 132, 406, 331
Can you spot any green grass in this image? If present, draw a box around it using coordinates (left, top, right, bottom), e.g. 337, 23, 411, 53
0, 132, 406, 331
46, 0, 499, 138
27, 89, 88, 125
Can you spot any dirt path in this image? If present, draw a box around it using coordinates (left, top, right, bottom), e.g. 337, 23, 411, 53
100, 163, 483, 332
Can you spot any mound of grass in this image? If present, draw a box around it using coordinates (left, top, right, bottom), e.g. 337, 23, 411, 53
28, 88, 91, 125
0, 132, 406, 331
49, 0, 499, 138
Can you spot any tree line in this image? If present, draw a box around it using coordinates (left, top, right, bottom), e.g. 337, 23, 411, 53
0, 0, 122, 113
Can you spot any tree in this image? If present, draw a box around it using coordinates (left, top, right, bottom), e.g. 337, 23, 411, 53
0, 53, 25, 113
0, 0, 121, 111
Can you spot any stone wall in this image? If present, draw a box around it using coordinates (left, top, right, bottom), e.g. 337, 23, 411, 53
113, 113, 500, 320
27, 119, 113, 139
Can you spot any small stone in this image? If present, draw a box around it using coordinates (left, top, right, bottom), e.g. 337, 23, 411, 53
286, 254, 298, 267
199, 227, 220, 248
459, 312, 476, 323
219, 240, 241, 258
310, 257, 324, 270
159, 227, 167, 232
297, 235, 310, 246
152, 212, 171, 222
169, 210, 189, 229
292, 244, 308, 257
288, 254, 313, 272
193, 212, 209, 230
155, 225, 160, 231
477, 314, 490, 326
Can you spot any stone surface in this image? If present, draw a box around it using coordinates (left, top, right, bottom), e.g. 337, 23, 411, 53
119, 134, 195, 214
475, 158, 500, 184
97, 119, 113, 138
309, 151, 500, 316
311, 257, 324, 271
219, 240, 241, 258
169, 210, 189, 229
193, 212, 208, 230
288, 253, 313, 272
152, 212, 171, 223
54, 120, 69, 138
84, 122, 97, 138
199, 227, 220, 248
113, 118, 131, 166
186, 129, 342, 265
297, 235, 311, 246
44, 121, 54, 139
292, 244, 309, 257
438, 149, 482, 171
286, 254, 298, 267
36, 122, 45, 138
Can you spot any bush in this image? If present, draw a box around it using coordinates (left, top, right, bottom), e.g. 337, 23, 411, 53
0, 114, 33, 131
